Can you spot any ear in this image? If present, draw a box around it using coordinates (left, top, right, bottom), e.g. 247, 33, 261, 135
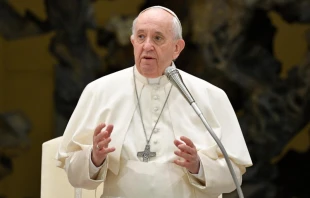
130, 35, 135, 46
173, 39, 185, 60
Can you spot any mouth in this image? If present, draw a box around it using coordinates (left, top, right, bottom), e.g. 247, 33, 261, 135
142, 55, 155, 60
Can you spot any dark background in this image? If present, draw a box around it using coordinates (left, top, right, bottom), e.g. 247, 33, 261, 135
0, 0, 309, 197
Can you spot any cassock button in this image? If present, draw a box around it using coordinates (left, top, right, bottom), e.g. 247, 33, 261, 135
154, 128, 160, 133
154, 140, 158, 144
153, 95, 159, 100
154, 107, 159, 112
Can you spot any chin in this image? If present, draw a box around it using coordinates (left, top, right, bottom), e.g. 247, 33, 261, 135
142, 70, 161, 78
138, 65, 156, 76
141, 71, 157, 78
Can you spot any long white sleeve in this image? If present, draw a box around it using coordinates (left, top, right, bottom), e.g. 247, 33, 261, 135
89, 149, 106, 179
189, 160, 205, 183
64, 146, 108, 190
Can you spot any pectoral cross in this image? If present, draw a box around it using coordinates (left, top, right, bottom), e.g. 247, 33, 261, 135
137, 144, 156, 162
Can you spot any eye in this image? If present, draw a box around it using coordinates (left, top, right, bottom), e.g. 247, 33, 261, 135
138, 34, 145, 40
154, 36, 162, 41
153, 35, 165, 45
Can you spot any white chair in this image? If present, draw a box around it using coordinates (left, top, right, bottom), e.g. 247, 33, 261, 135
41, 136, 102, 198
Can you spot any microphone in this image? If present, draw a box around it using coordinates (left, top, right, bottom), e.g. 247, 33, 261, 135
164, 66, 244, 198
164, 66, 202, 116
164, 66, 195, 104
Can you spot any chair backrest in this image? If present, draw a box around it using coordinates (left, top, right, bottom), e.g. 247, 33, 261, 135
41, 136, 102, 198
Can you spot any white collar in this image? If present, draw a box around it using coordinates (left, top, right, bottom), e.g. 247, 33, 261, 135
133, 62, 177, 86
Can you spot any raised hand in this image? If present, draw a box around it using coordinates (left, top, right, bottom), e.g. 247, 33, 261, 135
91, 123, 115, 167
173, 136, 200, 174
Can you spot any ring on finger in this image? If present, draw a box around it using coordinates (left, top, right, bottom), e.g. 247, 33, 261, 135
96, 144, 101, 150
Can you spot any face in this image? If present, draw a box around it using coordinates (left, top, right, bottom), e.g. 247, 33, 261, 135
131, 8, 185, 78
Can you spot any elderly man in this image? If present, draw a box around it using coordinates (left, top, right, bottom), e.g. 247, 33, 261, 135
56, 5, 252, 198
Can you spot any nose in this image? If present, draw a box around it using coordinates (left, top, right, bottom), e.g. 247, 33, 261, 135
142, 38, 154, 51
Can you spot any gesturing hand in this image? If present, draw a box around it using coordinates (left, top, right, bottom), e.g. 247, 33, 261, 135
173, 136, 200, 174
91, 123, 115, 167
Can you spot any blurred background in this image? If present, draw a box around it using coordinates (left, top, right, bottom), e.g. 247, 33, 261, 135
0, 0, 309, 197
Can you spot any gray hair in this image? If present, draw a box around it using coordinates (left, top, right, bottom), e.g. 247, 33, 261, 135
131, 6, 183, 39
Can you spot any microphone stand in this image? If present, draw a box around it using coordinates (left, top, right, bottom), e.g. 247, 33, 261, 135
165, 66, 244, 197
190, 102, 244, 198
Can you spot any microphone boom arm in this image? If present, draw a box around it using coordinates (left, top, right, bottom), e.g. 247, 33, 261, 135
165, 67, 244, 198
190, 102, 244, 198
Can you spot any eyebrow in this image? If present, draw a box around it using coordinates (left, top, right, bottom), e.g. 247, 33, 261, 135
154, 31, 164, 36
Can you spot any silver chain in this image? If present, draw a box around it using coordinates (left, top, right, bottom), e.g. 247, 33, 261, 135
133, 67, 172, 145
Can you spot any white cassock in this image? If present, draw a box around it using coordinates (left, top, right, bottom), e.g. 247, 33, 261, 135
56, 63, 252, 198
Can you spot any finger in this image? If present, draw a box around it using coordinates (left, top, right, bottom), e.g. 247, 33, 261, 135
98, 147, 116, 155
174, 139, 183, 147
106, 124, 114, 134
94, 139, 114, 152
173, 159, 190, 169
180, 136, 195, 148
178, 144, 196, 155
94, 130, 108, 144
103, 124, 114, 138
94, 123, 106, 137
174, 150, 195, 161
97, 137, 112, 148
95, 125, 113, 143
